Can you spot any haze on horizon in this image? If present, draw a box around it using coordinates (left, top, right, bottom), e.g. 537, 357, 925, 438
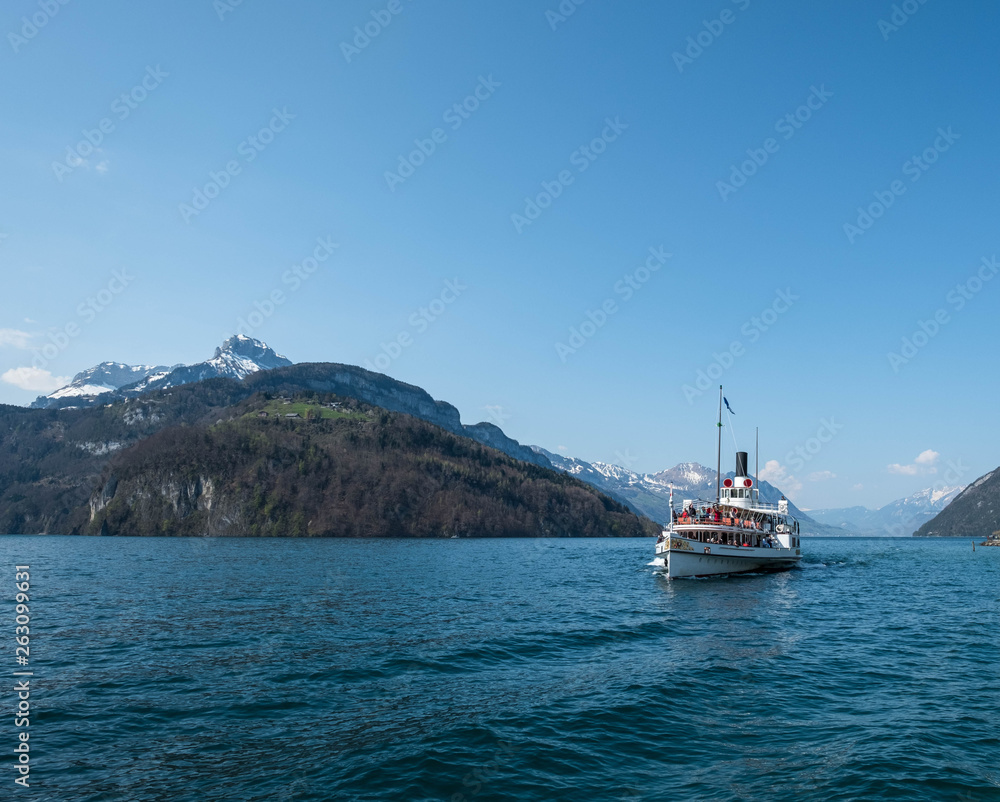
2, 0, 998, 510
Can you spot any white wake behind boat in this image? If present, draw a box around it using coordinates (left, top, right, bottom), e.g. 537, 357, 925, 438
655, 388, 802, 578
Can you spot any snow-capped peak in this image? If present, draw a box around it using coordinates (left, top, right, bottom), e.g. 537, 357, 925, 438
591, 462, 641, 483
32, 362, 175, 408
30, 337, 293, 409
213, 335, 289, 365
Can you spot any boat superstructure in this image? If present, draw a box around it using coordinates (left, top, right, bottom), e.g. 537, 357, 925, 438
656, 388, 802, 578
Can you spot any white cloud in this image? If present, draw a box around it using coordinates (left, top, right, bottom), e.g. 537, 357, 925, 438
1, 367, 70, 392
888, 449, 940, 475
759, 459, 803, 496
808, 470, 836, 482
556, 445, 568, 453
0, 329, 31, 348
851, 483, 863, 491
63, 147, 106, 175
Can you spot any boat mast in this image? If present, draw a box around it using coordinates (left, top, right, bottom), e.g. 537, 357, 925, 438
716, 385, 722, 504
755, 426, 759, 503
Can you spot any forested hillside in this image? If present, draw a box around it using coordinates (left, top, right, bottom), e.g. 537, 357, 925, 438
0, 381, 656, 538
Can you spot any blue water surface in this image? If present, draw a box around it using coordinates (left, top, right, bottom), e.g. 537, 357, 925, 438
0, 536, 997, 801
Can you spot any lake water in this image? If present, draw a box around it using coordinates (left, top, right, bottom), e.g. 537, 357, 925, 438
1, 536, 998, 801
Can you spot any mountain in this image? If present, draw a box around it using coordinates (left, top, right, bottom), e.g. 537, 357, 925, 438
31, 336, 291, 410
89, 397, 654, 538
805, 505, 874, 532
808, 485, 965, 536
30, 338, 552, 470
531, 447, 837, 534
235, 362, 552, 470
0, 372, 655, 538
31, 362, 176, 408
913, 468, 999, 538
120, 335, 292, 397
649, 462, 717, 489
17, 336, 827, 534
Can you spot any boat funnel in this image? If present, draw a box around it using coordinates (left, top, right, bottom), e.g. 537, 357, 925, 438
735, 451, 749, 477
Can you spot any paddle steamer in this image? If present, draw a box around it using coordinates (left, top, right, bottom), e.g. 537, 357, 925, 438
656, 388, 802, 578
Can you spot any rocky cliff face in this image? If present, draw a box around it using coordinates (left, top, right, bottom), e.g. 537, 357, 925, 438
89, 474, 119, 522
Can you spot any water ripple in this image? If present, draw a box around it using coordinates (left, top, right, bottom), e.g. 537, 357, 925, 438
0, 536, 997, 801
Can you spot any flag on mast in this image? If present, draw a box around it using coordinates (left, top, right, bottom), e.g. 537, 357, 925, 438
723, 397, 735, 415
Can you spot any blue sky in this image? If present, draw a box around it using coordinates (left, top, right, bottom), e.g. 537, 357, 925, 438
1, 0, 998, 510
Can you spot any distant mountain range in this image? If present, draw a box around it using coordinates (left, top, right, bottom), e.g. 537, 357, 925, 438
531, 447, 842, 535
31, 335, 291, 409
35, 361, 178, 405
913, 467, 999, 539
530, 447, 967, 537
806, 485, 965, 537
15, 336, 979, 537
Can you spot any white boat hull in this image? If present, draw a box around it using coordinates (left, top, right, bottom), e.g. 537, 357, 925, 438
656, 537, 800, 578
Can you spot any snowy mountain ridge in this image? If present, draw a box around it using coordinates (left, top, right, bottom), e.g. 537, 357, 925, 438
807, 484, 966, 536
32, 362, 176, 407
528, 446, 838, 533
31, 336, 291, 409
